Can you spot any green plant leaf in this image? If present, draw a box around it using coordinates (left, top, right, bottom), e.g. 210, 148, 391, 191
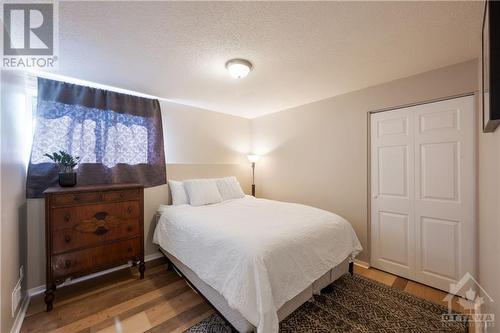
44, 150, 79, 169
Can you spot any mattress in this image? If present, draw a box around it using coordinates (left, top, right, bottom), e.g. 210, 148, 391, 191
153, 196, 362, 332
160, 248, 350, 332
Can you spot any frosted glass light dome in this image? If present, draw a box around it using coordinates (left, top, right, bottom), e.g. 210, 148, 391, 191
226, 59, 252, 79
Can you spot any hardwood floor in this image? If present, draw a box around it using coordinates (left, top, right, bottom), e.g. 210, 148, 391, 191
21, 258, 474, 333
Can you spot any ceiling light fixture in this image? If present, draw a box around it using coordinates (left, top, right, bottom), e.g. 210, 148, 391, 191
225, 59, 252, 79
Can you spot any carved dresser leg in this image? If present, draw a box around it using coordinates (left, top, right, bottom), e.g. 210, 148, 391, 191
44, 284, 56, 311
139, 259, 145, 279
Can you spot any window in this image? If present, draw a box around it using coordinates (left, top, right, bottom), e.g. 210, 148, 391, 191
26, 78, 166, 198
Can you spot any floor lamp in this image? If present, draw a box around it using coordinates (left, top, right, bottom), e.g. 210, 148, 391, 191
247, 154, 261, 196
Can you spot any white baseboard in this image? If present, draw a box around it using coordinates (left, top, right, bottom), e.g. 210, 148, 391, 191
27, 285, 45, 298
354, 259, 370, 269
10, 294, 30, 333
145, 252, 164, 262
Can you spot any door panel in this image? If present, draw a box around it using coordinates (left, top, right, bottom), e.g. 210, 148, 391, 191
420, 142, 459, 202
378, 146, 408, 197
378, 211, 410, 267
377, 116, 408, 137
371, 96, 475, 296
371, 109, 415, 278
418, 109, 459, 133
413, 96, 474, 295
419, 216, 459, 281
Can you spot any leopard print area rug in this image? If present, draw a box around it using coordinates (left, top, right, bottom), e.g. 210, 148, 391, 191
184, 274, 468, 333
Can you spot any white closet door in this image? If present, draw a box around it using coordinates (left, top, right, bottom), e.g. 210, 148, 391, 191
413, 96, 474, 292
370, 96, 474, 294
370, 108, 415, 279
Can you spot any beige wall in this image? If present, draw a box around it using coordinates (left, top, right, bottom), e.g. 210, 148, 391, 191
162, 101, 250, 165
26, 101, 252, 290
477, 75, 500, 330
251, 59, 478, 262
1, 71, 29, 333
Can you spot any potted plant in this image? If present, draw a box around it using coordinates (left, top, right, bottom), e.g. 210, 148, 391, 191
44, 151, 80, 187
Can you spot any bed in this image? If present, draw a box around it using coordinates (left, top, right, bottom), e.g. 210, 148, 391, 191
153, 195, 362, 333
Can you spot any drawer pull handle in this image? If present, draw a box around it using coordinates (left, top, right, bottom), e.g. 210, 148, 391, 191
64, 235, 71, 242
64, 213, 71, 222
119, 193, 124, 199
94, 211, 108, 220
94, 226, 108, 235
64, 260, 72, 268
73, 194, 81, 201
127, 206, 132, 214
127, 225, 133, 232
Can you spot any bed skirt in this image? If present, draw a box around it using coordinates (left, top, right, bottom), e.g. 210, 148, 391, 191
159, 247, 351, 332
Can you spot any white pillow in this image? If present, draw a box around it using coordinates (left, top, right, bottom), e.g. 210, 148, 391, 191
168, 180, 189, 205
183, 179, 223, 206
216, 176, 245, 201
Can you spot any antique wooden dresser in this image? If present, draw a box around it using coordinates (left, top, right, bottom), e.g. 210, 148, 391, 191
43, 184, 144, 311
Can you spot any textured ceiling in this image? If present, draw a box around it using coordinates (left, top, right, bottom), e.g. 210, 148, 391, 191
55, 1, 483, 118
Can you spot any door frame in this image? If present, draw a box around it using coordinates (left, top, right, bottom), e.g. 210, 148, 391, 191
366, 92, 477, 281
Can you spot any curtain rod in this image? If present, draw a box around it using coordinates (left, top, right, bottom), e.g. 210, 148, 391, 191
368, 91, 476, 114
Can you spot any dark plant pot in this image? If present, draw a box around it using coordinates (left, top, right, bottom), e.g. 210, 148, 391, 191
58, 172, 77, 187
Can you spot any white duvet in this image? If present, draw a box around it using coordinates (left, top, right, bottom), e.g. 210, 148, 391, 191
153, 196, 362, 333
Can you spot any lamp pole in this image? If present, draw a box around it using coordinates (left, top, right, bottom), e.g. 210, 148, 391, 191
251, 162, 256, 196
247, 154, 260, 196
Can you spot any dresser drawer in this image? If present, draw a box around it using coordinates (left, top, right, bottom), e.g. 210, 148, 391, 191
51, 201, 140, 231
102, 189, 140, 202
52, 192, 101, 206
52, 237, 140, 279
51, 219, 140, 254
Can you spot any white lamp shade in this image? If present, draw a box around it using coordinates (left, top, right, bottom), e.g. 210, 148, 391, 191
226, 59, 252, 79
247, 154, 261, 163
